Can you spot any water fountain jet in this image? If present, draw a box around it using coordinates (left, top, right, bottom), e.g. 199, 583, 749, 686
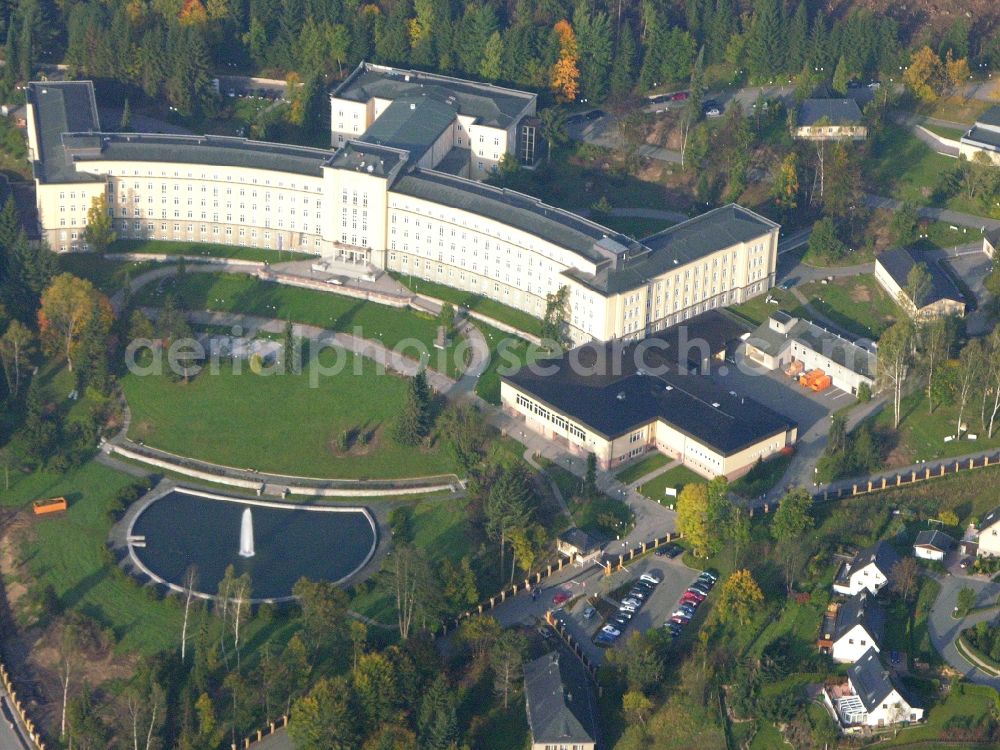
238, 507, 255, 558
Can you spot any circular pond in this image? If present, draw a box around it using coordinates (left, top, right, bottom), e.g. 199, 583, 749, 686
128, 488, 377, 601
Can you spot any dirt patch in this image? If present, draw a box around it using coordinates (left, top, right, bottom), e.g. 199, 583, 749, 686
850, 284, 873, 303
329, 424, 383, 458
131, 418, 155, 440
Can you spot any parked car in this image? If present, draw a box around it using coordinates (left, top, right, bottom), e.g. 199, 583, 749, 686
670, 614, 691, 624
648, 94, 671, 105
611, 614, 631, 628
683, 590, 707, 602
632, 580, 655, 593
670, 91, 690, 101
960, 557, 973, 569
621, 597, 643, 609
552, 591, 571, 605
689, 582, 711, 595
594, 632, 616, 646
867, 81, 881, 89
619, 603, 637, 613
703, 99, 722, 117
627, 588, 649, 600
640, 571, 663, 585
656, 543, 684, 558
601, 624, 622, 637
678, 602, 697, 614
583, 606, 596, 620
699, 571, 718, 583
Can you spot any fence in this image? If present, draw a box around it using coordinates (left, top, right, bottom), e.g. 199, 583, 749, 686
0, 660, 45, 749
235, 715, 288, 750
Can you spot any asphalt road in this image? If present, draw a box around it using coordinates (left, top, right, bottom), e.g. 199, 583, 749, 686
927, 567, 1000, 690
0, 694, 31, 750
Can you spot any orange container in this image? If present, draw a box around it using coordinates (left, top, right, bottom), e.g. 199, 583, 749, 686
811, 375, 832, 392
33, 497, 67, 515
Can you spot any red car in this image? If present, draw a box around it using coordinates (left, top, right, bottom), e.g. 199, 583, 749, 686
670, 91, 690, 101
552, 591, 571, 605
684, 589, 707, 601
679, 593, 702, 606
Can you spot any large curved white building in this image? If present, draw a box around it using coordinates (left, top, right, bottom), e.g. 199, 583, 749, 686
26, 70, 779, 343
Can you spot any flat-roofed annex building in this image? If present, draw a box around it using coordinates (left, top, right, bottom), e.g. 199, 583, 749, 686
26, 77, 780, 345
959, 105, 1000, 166
501, 315, 797, 479
744, 312, 877, 395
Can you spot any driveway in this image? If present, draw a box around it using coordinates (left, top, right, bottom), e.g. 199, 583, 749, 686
927, 570, 1000, 689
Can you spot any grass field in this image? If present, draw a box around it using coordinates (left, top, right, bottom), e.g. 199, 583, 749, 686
389, 272, 543, 338
0, 461, 185, 654
474, 323, 544, 405
880, 682, 996, 747
795, 274, 900, 339
867, 128, 959, 206
918, 122, 966, 141
108, 239, 315, 263
615, 452, 672, 484
134, 272, 464, 376
57, 254, 158, 295
638, 464, 703, 502
868, 390, 1000, 465
728, 288, 798, 326
122, 351, 458, 479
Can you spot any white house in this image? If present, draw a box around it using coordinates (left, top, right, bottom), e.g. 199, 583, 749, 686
958, 106, 1000, 166
831, 649, 923, 729
833, 542, 900, 596
975, 505, 1000, 558
819, 592, 886, 664
912, 530, 955, 561
524, 652, 597, 750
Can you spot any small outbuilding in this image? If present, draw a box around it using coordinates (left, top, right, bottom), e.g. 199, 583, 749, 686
556, 528, 602, 561
792, 99, 867, 141
874, 247, 965, 320
912, 529, 955, 561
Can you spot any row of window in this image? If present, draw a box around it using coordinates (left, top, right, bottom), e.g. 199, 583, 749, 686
515, 393, 586, 441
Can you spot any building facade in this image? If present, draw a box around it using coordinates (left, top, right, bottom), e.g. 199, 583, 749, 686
792, 99, 868, 141
959, 106, 1000, 166
873, 248, 965, 320
27, 76, 780, 345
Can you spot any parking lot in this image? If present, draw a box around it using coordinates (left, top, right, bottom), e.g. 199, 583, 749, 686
553, 553, 703, 664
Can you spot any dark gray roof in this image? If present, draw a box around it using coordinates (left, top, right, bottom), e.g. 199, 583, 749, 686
503, 322, 795, 454
748, 315, 877, 379
914, 529, 955, 551
851, 541, 900, 576
67, 133, 334, 178
559, 528, 602, 554
833, 591, 885, 645
333, 62, 535, 129
569, 204, 779, 294
977, 105, 1000, 128
986, 227, 1000, 250
359, 92, 457, 162
848, 648, 919, 713
26, 81, 104, 184
391, 169, 638, 264
798, 98, 864, 127
327, 141, 410, 180
980, 505, 1000, 531
962, 125, 1000, 150
876, 247, 964, 308
523, 652, 596, 746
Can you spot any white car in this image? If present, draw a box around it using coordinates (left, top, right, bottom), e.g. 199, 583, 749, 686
621, 597, 643, 609
640, 572, 663, 585
601, 624, 621, 637
619, 603, 637, 613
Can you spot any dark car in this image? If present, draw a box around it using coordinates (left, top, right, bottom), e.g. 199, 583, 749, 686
594, 632, 616, 646
583, 109, 605, 122
689, 581, 711, 594
611, 614, 631, 628
648, 94, 671, 105
656, 543, 684, 558
960, 557, 973, 569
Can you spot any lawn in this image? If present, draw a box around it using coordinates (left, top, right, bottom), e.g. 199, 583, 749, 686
880, 682, 996, 747
388, 272, 543, 338
867, 128, 959, 207
122, 351, 459, 479
727, 288, 797, 326
794, 274, 900, 339
868, 390, 1000, 465
57, 254, 158, 295
908, 221, 979, 252
108, 239, 315, 263
615, 452, 672, 484
0, 461, 184, 654
730, 453, 793, 500
638, 464, 704, 502
918, 122, 967, 141
569, 493, 634, 539
474, 322, 545, 405
133, 272, 464, 377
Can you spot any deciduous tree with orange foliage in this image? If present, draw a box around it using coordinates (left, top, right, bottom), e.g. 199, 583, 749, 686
37, 274, 111, 372
178, 0, 208, 26
550, 20, 580, 104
